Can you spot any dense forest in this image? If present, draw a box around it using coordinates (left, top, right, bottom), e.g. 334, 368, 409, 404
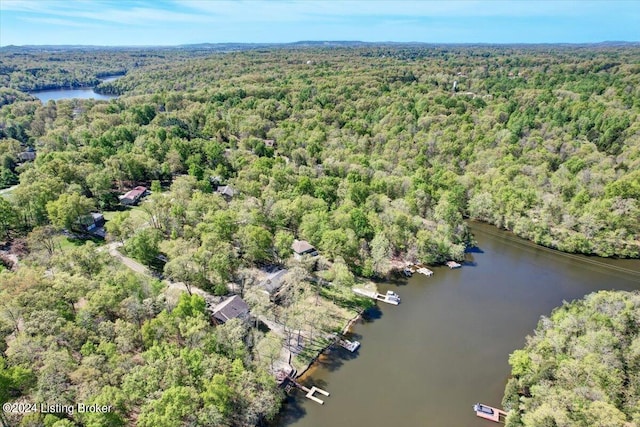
0, 44, 639, 426
503, 290, 640, 427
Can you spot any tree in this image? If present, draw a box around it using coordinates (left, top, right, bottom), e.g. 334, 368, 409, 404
238, 225, 273, 265
46, 193, 95, 232
124, 229, 162, 267
503, 290, 640, 427
27, 225, 59, 257
0, 198, 18, 239
137, 386, 200, 427
104, 211, 134, 244
370, 232, 392, 277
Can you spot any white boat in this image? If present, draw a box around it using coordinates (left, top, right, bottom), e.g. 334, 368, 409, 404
384, 290, 401, 304
446, 261, 462, 269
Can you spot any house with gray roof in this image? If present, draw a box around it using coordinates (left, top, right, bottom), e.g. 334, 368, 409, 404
211, 295, 249, 325
260, 268, 288, 297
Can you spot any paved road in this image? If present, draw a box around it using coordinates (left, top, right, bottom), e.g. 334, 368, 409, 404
105, 242, 150, 276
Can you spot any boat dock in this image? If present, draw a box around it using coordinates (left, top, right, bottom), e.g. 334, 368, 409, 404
446, 261, 462, 269
353, 288, 400, 305
416, 267, 433, 276
338, 339, 361, 352
302, 386, 330, 404
473, 403, 507, 423
286, 377, 330, 404
405, 263, 434, 277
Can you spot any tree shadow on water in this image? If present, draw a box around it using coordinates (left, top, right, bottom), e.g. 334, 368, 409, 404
270, 394, 307, 427
361, 305, 382, 323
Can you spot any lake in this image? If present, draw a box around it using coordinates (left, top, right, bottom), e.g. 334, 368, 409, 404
30, 75, 123, 102
277, 222, 640, 427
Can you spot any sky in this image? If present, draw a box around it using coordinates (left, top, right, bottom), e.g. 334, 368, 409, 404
0, 0, 638, 46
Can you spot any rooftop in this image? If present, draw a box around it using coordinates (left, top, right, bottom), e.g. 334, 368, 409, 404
292, 239, 315, 254
120, 186, 147, 201
212, 295, 249, 323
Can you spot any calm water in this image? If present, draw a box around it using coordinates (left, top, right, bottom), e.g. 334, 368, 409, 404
30, 75, 122, 102
278, 222, 640, 427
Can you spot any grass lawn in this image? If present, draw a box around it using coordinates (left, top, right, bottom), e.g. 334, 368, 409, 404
54, 234, 106, 251
0, 184, 19, 201
102, 205, 148, 224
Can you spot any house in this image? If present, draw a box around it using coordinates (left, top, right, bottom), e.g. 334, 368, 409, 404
292, 240, 318, 260
119, 186, 148, 206
211, 295, 249, 324
216, 185, 236, 200
209, 175, 222, 190
78, 212, 106, 238
260, 268, 288, 298
80, 212, 105, 231
17, 151, 36, 162
263, 139, 276, 148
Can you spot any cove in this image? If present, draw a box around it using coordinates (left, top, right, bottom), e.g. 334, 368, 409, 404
29, 75, 123, 102
277, 222, 640, 427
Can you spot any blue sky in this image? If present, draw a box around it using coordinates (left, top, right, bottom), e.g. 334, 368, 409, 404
1, 0, 638, 46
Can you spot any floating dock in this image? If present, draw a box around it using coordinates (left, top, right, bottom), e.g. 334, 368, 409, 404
473, 403, 507, 423
353, 288, 400, 305
338, 339, 360, 352
446, 261, 462, 269
416, 267, 433, 276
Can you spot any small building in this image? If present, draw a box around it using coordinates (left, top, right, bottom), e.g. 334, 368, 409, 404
260, 268, 288, 298
119, 186, 148, 206
211, 295, 249, 325
263, 139, 276, 148
292, 240, 318, 260
216, 185, 236, 200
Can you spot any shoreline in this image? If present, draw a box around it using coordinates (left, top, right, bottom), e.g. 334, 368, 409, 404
294, 308, 363, 380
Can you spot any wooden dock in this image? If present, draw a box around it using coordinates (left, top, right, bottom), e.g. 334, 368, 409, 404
473, 403, 507, 423
353, 288, 400, 305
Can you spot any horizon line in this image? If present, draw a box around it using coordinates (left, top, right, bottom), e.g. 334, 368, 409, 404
2, 40, 639, 49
